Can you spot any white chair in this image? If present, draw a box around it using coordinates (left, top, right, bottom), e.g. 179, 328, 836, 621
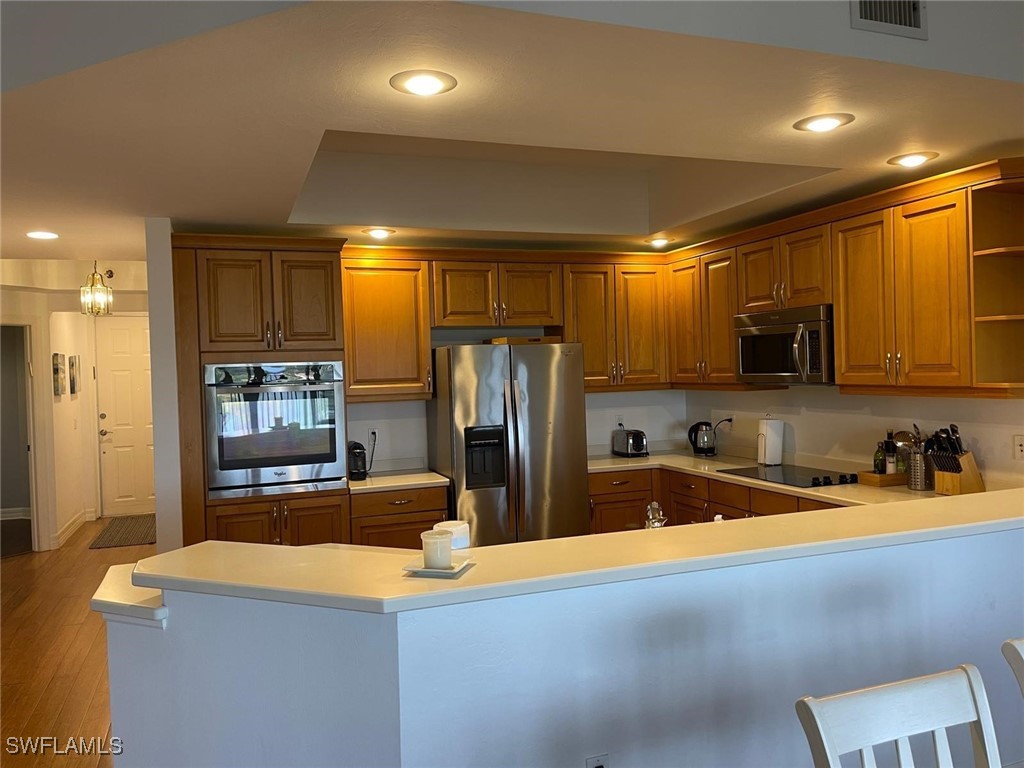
795, 664, 1001, 768
1003, 638, 1024, 697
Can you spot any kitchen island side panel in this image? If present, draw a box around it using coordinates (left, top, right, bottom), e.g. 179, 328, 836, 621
396, 528, 1024, 768
106, 590, 402, 768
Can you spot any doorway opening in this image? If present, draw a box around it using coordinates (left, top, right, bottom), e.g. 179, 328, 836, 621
1, 325, 34, 557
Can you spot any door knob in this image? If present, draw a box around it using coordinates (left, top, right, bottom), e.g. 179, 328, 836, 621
99, 429, 111, 436
99, 412, 107, 420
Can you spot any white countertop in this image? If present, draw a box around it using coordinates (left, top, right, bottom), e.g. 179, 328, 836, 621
587, 453, 938, 506
91, 563, 167, 622
123, 488, 1024, 616
348, 471, 449, 494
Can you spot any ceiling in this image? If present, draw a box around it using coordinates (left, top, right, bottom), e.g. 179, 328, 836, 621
2, 1, 1023, 261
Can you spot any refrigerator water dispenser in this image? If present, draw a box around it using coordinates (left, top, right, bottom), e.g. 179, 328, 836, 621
464, 425, 506, 489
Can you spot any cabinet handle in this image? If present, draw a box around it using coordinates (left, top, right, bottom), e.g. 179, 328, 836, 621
272, 504, 279, 530
702, 501, 709, 523
501, 302, 508, 322
426, 366, 432, 391
610, 480, 630, 486
618, 362, 624, 384
780, 281, 786, 307
493, 302, 499, 323
684, 483, 695, 489
772, 283, 779, 308
895, 351, 902, 384
610, 364, 616, 384
283, 503, 289, 528
265, 322, 272, 349
885, 352, 892, 384
589, 498, 595, 519
388, 499, 413, 506
277, 321, 283, 347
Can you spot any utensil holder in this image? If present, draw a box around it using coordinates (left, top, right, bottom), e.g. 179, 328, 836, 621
907, 451, 934, 491
934, 451, 985, 496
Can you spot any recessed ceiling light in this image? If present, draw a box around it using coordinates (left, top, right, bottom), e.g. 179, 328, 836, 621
792, 113, 855, 133
362, 228, 395, 240
887, 152, 939, 168
645, 237, 673, 248
389, 70, 457, 97
27, 230, 59, 240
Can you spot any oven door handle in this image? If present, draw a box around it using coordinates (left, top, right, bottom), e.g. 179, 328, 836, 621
792, 323, 806, 382
206, 383, 336, 393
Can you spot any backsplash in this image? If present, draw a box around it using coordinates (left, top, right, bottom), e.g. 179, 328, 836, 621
346, 401, 429, 473
584, 390, 688, 456
685, 387, 1024, 489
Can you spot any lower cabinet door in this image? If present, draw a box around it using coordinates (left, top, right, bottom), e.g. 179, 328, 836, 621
708, 502, 753, 521
668, 493, 707, 525
282, 495, 349, 546
350, 509, 447, 549
207, 501, 279, 544
590, 491, 652, 534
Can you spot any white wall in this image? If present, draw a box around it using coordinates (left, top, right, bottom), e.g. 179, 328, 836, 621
686, 387, 1024, 489
49, 311, 100, 542
585, 389, 688, 455
0, 326, 31, 513
347, 401, 429, 474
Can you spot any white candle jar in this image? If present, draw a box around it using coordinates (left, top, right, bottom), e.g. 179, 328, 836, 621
420, 529, 453, 569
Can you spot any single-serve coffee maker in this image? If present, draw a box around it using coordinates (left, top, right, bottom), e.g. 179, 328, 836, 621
688, 421, 716, 457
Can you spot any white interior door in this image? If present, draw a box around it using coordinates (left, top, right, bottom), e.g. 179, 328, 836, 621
96, 316, 155, 516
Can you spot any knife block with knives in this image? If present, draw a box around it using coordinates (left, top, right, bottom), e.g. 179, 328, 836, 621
933, 451, 985, 496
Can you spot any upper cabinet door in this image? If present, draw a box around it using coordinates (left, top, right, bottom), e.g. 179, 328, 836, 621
779, 225, 832, 308
615, 265, 667, 386
343, 260, 432, 399
668, 259, 702, 383
894, 191, 970, 387
499, 263, 563, 325
700, 250, 738, 383
197, 250, 273, 351
272, 252, 343, 350
832, 210, 895, 385
432, 261, 499, 327
736, 238, 779, 313
563, 265, 616, 387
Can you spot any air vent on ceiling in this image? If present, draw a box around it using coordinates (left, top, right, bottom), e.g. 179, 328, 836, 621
850, 0, 928, 40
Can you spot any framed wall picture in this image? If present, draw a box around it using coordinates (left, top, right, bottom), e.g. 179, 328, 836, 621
52, 353, 66, 396
69, 355, 80, 395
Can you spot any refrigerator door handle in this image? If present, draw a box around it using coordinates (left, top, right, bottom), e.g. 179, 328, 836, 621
503, 380, 519, 536
512, 380, 527, 535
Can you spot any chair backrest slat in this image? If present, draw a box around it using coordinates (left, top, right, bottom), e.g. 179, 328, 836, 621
933, 727, 953, 768
796, 665, 1002, 768
1003, 639, 1024, 697
895, 736, 915, 768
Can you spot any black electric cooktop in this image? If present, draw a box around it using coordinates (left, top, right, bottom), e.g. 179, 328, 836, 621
716, 465, 858, 489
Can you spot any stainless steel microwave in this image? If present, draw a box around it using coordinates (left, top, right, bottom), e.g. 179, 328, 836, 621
734, 305, 834, 385
204, 361, 346, 492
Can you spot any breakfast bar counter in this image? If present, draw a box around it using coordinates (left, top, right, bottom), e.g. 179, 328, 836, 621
94, 490, 1024, 768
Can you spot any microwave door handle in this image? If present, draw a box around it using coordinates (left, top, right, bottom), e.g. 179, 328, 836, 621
792, 324, 806, 382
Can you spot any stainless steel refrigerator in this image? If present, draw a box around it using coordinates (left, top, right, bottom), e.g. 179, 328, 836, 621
426, 343, 590, 547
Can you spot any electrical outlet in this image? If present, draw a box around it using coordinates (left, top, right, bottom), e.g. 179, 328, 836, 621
721, 416, 733, 431
613, 414, 624, 429
367, 426, 387, 458
1014, 435, 1024, 461
586, 755, 609, 768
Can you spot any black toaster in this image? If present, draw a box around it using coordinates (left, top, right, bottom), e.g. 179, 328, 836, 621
612, 427, 649, 457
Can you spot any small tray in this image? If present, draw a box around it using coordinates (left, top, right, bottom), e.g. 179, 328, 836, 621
403, 555, 473, 579
857, 471, 908, 487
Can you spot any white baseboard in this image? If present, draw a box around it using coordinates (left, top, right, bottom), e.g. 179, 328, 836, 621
53, 511, 85, 548
0, 506, 31, 521
85, 507, 97, 522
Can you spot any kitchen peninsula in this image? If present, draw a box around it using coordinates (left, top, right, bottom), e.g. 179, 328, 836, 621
94, 489, 1024, 768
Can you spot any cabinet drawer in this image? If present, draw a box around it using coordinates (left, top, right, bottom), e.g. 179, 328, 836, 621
351, 486, 448, 518
668, 471, 709, 500
798, 497, 841, 512
351, 510, 448, 549
709, 480, 750, 511
749, 488, 799, 516
709, 501, 755, 521
588, 470, 652, 496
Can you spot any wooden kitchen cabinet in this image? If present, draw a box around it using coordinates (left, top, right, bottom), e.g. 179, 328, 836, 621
565, 264, 666, 389
736, 226, 832, 313
588, 470, 653, 533
749, 488, 798, 516
432, 262, 562, 327
833, 192, 970, 389
350, 486, 449, 548
197, 249, 342, 352
797, 498, 840, 512
670, 250, 737, 385
342, 260, 432, 400
206, 493, 348, 546
668, 493, 707, 525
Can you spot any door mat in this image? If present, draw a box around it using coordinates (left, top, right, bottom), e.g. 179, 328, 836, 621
89, 514, 157, 549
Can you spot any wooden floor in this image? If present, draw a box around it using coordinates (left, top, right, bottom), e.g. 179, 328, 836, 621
1, 520, 155, 766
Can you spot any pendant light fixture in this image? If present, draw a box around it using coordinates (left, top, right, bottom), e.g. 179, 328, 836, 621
80, 261, 114, 316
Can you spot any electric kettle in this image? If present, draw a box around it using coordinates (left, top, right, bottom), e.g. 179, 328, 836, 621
688, 421, 716, 457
